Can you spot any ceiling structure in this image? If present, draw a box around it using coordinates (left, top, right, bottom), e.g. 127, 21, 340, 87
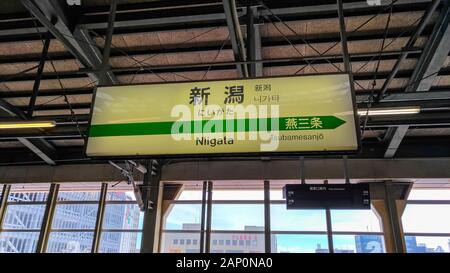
0, 0, 449, 165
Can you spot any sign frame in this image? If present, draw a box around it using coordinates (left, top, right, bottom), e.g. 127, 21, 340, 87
84, 73, 362, 159
284, 183, 371, 210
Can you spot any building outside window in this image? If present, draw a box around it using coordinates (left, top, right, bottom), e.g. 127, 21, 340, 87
0, 184, 49, 253
0, 183, 143, 253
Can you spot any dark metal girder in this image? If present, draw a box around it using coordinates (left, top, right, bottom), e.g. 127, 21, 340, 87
0, 0, 433, 42
406, 1, 450, 92
27, 33, 51, 118
376, 0, 441, 101
223, 0, 248, 77
20, 0, 119, 85
382, 0, 450, 158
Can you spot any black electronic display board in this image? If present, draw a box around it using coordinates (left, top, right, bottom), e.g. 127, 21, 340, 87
284, 183, 370, 209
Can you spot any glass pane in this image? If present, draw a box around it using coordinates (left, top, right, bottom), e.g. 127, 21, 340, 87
405, 236, 450, 253
163, 204, 202, 230
213, 190, 264, 200
8, 191, 48, 202
99, 232, 142, 253
331, 210, 382, 232
160, 232, 201, 253
2, 205, 46, 229
212, 204, 264, 231
271, 234, 329, 253
0, 232, 39, 253
57, 191, 100, 201
52, 204, 98, 230
270, 205, 327, 231
106, 191, 136, 201
103, 204, 143, 230
270, 189, 285, 201
210, 232, 264, 253
333, 235, 385, 253
408, 189, 450, 200
402, 204, 450, 233
47, 232, 94, 253
178, 190, 203, 201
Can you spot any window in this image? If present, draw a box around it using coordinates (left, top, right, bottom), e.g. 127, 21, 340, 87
272, 234, 329, 253
330, 209, 385, 253
47, 185, 102, 253
211, 204, 264, 231
271, 205, 327, 231
403, 204, 450, 233
331, 210, 382, 232
47, 232, 94, 253
0, 232, 39, 253
0, 182, 143, 253
52, 204, 99, 230
210, 233, 264, 253
163, 204, 202, 230
0, 184, 49, 253
160, 184, 203, 253
158, 181, 385, 253
99, 232, 141, 253
333, 235, 385, 253
402, 188, 450, 253
99, 188, 143, 253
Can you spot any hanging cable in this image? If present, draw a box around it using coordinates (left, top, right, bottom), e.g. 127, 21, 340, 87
361, 1, 394, 138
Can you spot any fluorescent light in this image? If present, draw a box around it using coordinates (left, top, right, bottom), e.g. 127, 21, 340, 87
0, 121, 56, 129
358, 106, 421, 116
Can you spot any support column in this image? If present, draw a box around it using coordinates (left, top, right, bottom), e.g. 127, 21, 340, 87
199, 181, 207, 253
264, 180, 271, 253
36, 183, 59, 253
371, 182, 411, 253
205, 181, 213, 253
0, 184, 11, 228
141, 160, 163, 253
92, 182, 108, 253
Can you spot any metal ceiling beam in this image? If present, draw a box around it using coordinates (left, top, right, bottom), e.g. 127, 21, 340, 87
246, 2, 262, 77
376, 0, 441, 101
98, 0, 117, 85
0, 0, 433, 40
223, 0, 249, 77
27, 33, 51, 118
406, 1, 450, 91
20, 0, 119, 85
383, 0, 450, 158
0, 98, 57, 165
78, 0, 432, 30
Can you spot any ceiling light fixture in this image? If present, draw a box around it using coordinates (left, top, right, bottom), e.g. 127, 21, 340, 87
0, 121, 56, 129
357, 106, 421, 116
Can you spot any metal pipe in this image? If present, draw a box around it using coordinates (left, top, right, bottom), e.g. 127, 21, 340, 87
27, 33, 51, 118
91, 182, 108, 253
99, 0, 117, 85
264, 180, 271, 253
0, 184, 11, 228
36, 183, 59, 253
199, 181, 207, 253
205, 181, 213, 253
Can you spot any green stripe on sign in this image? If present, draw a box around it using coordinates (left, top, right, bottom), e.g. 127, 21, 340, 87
89, 116, 346, 137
